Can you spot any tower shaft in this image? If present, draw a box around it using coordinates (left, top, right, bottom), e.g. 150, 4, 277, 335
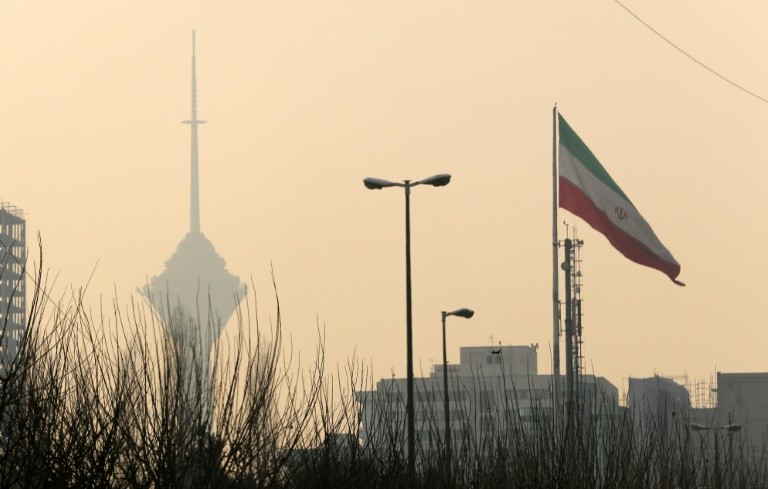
183, 30, 205, 234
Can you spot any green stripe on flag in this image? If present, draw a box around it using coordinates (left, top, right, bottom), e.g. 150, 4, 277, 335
558, 114, 631, 204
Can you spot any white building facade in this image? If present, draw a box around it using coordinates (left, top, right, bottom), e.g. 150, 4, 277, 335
355, 345, 619, 458
0, 204, 25, 371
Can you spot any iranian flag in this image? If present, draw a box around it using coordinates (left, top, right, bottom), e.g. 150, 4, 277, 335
558, 114, 683, 285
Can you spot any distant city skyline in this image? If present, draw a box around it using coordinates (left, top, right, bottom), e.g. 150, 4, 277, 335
2, 2, 767, 391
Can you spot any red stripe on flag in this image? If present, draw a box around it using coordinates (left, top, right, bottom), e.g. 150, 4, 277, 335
559, 177, 683, 285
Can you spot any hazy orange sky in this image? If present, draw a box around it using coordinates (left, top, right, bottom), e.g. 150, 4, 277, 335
2, 1, 766, 396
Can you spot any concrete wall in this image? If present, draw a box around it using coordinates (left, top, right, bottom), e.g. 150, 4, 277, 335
716, 372, 768, 453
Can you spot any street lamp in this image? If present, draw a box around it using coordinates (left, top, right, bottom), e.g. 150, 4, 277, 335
690, 422, 742, 489
441, 307, 474, 479
363, 173, 451, 477
690, 423, 710, 488
723, 423, 742, 488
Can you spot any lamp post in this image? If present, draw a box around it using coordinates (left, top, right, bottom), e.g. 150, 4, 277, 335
690, 422, 742, 489
688, 423, 719, 487
441, 307, 474, 479
363, 173, 451, 477
690, 423, 710, 488
724, 422, 742, 488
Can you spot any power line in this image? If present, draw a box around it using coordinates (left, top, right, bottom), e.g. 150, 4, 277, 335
612, 0, 768, 105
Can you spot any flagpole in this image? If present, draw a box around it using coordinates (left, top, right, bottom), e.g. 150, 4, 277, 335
552, 105, 560, 427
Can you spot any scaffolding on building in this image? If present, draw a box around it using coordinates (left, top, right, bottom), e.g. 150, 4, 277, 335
687, 375, 717, 409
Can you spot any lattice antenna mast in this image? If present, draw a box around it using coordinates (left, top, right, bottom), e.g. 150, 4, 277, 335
561, 224, 585, 406
183, 30, 206, 234
562, 224, 574, 407
570, 229, 585, 383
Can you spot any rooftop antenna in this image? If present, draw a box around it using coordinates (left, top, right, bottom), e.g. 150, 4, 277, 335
183, 30, 206, 234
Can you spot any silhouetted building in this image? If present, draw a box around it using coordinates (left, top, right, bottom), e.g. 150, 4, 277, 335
0, 203, 25, 370
143, 33, 245, 366
628, 375, 691, 420
355, 344, 619, 456
626, 375, 692, 456
715, 372, 768, 454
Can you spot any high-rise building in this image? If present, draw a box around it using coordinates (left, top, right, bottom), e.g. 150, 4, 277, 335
0, 203, 25, 369
143, 33, 246, 362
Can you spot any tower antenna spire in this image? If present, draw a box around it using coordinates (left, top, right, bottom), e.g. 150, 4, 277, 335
183, 30, 205, 234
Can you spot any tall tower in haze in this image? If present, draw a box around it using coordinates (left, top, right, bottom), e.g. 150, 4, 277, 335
144, 32, 246, 356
